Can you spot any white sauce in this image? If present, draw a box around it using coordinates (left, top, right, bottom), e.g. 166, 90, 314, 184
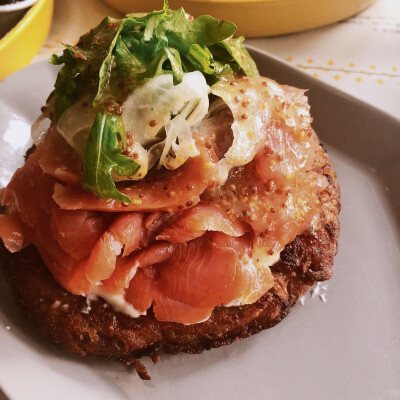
252, 247, 281, 272
89, 288, 146, 319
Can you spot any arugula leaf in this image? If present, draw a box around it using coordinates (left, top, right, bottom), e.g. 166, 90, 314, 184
159, 8, 236, 47
61, 43, 87, 60
114, 7, 237, 86
212, 36, 258, 77
120, 30, 168, 66
49, 16, 122, 119
138, 47, 184, 84
82, 112, 139, 203
125, 9, 168, 30
187, 44, 228, 77
143, 13, 167, 41
114, 36, 145, 81
49, 49, 81, 121
92, 18, 126, 103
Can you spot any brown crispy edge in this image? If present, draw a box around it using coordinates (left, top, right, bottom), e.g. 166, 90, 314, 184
0, 144, 340, 377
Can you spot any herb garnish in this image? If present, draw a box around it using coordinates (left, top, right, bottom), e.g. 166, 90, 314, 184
49, 0, 258, 203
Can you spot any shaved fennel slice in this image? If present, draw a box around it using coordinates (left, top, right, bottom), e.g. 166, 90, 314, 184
31, 100, 54, 145
207, 97, 228, 117
57, 101, 97, 154
31, 113, 51, 145
113, 141, 149, 181
147, 141, 165, 171
122, 71, 210, 147
211, 80, 270, 182
159, 115, 199, 170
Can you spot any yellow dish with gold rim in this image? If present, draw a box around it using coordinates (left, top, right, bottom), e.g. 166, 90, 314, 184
0, 0, 53, 81
103, 0, 376, 37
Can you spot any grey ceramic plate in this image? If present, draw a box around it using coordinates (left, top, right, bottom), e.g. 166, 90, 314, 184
0, 50, 399, 400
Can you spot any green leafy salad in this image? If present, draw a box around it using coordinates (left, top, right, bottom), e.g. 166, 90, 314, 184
45, 0, 258, 203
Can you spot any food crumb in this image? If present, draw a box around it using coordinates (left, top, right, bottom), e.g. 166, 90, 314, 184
51, 300, 61, 309
81, 297, 92, 314
150, 353, 160, 364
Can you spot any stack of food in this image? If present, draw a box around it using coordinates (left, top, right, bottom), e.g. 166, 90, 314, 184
0, 1, 340, 379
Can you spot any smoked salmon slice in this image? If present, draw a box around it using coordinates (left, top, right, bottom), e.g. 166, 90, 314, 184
111, 212, 144, 256
124, 267, 156, 314
85, 231, 122, 284
85, 213, 145, 284
53, 154, 213, 213
102, 241, 175, 294
37, 125, 82, 186
202, 134, 328, 255
101, 232, 272, 324
153, 291, 214, 324
50, 209, 110, 260
0, 214, 25, 253
157, 204, 248, 243
156, 232, 249, 309
1, 135, 94, 295
148, 232, 273, 324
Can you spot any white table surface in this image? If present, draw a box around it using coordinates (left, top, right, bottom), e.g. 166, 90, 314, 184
35, 0, 400, 118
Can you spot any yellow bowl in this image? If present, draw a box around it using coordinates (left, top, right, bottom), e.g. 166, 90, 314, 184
103, 0, 376, 37
0, 0, 53, 81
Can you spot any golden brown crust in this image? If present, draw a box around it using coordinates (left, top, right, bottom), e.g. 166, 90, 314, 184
0, 143, 340, 370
